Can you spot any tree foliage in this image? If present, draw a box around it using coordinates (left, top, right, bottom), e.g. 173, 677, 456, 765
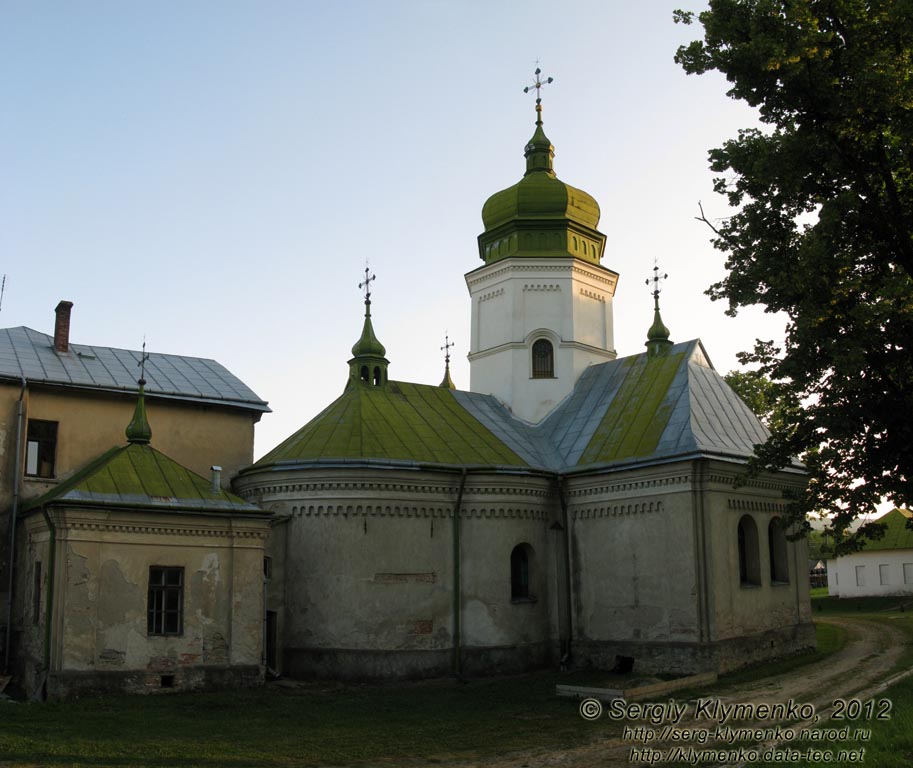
675, 1, 913, 551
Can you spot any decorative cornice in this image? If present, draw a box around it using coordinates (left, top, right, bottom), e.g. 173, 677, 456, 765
237, 478, 552, 501
727, 499, 790, 514
568, 475, 691, 498
579, 288, 606, 303
573, 500, 663, 520
465, 259, 619, 290
522, 283, 561, 292
294, 503, 549, 521
57, 520, 268, 539
478, 288, 505, 303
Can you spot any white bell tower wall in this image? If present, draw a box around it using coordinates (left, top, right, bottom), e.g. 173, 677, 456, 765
465, 257, 618, 423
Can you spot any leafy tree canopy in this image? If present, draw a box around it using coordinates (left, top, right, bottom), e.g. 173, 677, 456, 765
675, 1, 913, 552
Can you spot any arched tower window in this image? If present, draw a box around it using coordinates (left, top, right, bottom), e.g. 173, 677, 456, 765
768, 518, 789, 583
738, 515, 761, 586
360, 365, 370, 383
510, 543, 534, 600
373, 366, 382, 386
531, 339, 554, 379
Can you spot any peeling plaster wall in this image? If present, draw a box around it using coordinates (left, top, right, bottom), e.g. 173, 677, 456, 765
12, 506, 269, 699
568, 464, 700, 647
0, 381, 260, 617
567, 460, 814, 675
235, 467, 557, 679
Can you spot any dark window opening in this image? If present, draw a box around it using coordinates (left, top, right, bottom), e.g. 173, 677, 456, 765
510, 544, 534, 600
373, 366, 382, 386
26, 420, 58, 478
148, 566, 184, 636
532, 339, 554, 378
360, 365, 369, 382
738, 515, 761, 586
768, 518, 789, 583
160, 674, 175, 688
263, 556, 272, 580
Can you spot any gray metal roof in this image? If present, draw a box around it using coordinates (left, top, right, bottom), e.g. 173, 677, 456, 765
0, 326, 269, 413
462, 340, 774, 472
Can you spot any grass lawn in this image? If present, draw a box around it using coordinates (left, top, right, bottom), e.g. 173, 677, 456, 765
0, 598, 906, 768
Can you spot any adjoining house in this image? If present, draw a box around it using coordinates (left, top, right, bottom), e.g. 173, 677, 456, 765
0, 303, 270, 698
14, 381, 271, 698
827, 509, 913, 598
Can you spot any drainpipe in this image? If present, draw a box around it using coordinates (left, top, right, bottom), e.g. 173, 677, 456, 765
40, 506, 56, 699
557, 477, 574, 663
3, 376, 27, 675
452, 468, 467, 680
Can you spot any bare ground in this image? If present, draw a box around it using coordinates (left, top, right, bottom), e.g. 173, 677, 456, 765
448, 616, 911, 768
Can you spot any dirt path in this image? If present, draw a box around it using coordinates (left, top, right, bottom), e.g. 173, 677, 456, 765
457, 616, 910, 768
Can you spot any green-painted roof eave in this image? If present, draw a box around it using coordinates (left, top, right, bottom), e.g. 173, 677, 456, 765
23, 443, 263, 515
251, 380, 531, 470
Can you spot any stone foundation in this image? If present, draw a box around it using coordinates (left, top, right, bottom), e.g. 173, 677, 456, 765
573, 623, 817, 676
46, 665, 264, 700
284, 641, 553, 680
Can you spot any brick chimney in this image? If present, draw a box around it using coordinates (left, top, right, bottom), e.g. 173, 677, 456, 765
54, 300, 74, 353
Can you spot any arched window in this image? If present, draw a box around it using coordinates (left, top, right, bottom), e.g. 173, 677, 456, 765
510, 543, 534, 600
360, 365, 369, 383
768, 518, 789, 583
531, 339, 554, 378
373, 366, 382, 386
737, 515, 761, 586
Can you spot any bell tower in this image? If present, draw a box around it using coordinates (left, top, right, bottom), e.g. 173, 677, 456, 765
465, 71, 618, 423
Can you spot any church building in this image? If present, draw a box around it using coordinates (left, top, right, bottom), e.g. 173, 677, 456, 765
234, 87, 814, 680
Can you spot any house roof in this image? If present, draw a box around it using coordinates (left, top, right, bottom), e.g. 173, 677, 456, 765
0, 326, 269, 413
861, 509, 913, 552
23, 442, 265, 515
249, 340, 776, 477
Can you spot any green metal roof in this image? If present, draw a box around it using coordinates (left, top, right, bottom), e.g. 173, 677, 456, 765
577, 350, 686, 465
250, 340, 777, 477
477, 115, 605, 266
251, 380, 530, 470
23, 443, 264, 515
862, 509, 913, 551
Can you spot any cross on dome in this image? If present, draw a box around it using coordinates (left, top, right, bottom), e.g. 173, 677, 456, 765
523, 66, 554, 125
359, 265, 376, 305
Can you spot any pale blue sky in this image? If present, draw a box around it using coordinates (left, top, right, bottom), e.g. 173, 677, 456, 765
1, 1, 785, 457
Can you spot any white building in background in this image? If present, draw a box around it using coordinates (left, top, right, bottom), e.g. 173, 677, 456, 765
827, 509, 913, 598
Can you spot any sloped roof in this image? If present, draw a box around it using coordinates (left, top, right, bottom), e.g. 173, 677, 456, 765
249, 340, 776, 477
0, 326, 269, 413
538, 340, 770, 470
861, 509, 913, 552
252, 381, 536, 471
24, 442, 265, 515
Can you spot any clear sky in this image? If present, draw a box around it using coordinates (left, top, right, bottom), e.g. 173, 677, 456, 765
1, 1, 787, 459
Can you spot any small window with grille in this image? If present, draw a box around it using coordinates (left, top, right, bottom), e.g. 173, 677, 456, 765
531, 339, 554, 378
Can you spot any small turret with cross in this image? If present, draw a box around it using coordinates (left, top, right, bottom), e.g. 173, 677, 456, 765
348, 265, 390, 387
439, 334, 456, 390
645, 260, 673, 356
522, 65, 556, 176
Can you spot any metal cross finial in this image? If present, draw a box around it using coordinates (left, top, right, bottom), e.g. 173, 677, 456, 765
441, 333, 454, 365
137, 337, 150, 385
523, 66, 554, 122
645, 260, 669, 310
359, 265, 376, 304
